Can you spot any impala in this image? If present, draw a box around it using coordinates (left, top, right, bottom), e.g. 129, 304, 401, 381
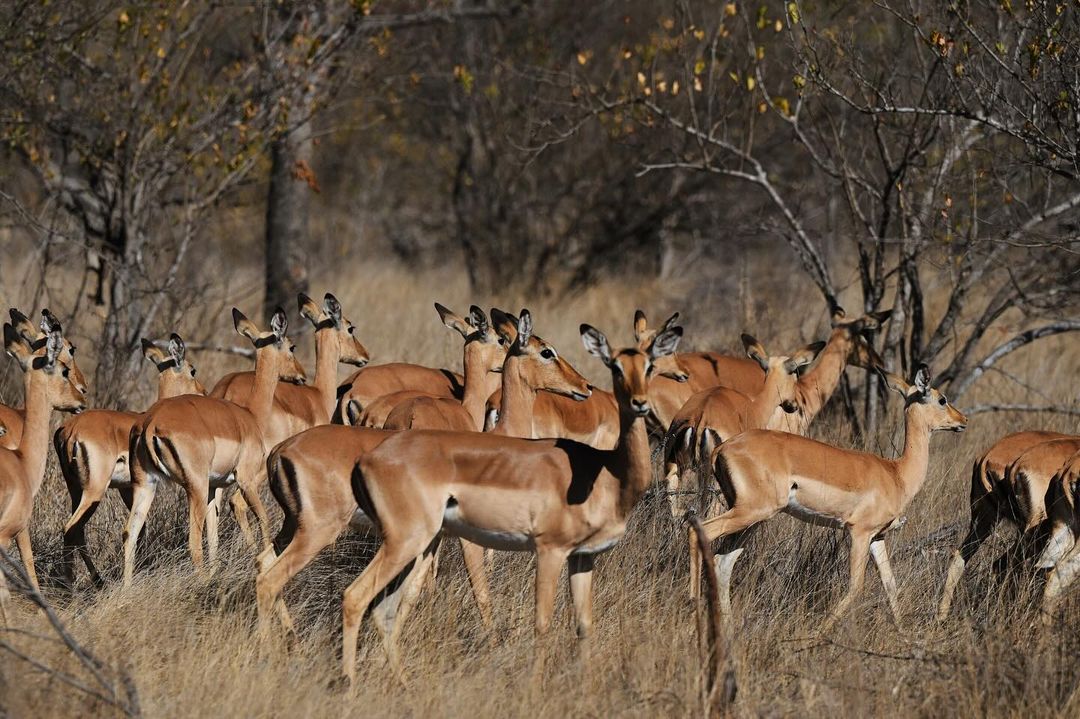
644, 305, 889, 431
481, 309, 689, 449
1, 322, 87, 622
54, 334, 205, 587
0, 309, 86, 451
936, 430, 1074, 619
664, 334, 825, 516
212, 293, 369, 445
255, 308, 594, 637
693, 366, 967, 630
122, 308, 305, 585
336, 321, 682, 684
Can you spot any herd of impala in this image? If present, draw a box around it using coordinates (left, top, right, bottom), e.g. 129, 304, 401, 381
0, 296, 1078, 686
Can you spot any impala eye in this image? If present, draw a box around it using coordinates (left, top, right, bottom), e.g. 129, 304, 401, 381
347, 326, 355, 335
290, 344, 297, 353
69, 345, 77, 356
646, 363, 655, 376
62, 367, 70, 378
540, 348, 555, 360
939, 396, 947, 406
190, 367, 197, 377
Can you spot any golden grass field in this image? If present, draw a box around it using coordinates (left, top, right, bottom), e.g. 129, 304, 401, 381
1, 255, 1079, 718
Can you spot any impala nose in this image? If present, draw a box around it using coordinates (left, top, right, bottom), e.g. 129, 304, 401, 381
631, 398, 650, 415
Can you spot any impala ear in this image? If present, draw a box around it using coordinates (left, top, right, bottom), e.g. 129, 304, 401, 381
870, 308, 893, 325
39, 330, 62, 370
4, 323, 32, 370
270, 307, 288, 340
633, 310, 648, 343
232, 308, 259, 342
660, 312, 680, 333
345, 399, 362, 426
913, 364, 931, 393
784, 340, 827, 373
168, 333, 187, 365
580, 324, 612, 365
490, 308, 518, 346
829, 302, 846, 327
741, 334, 769, 372
41, 309, 63, 335
876, 367, 912, 397
141, 338, 168, 366
468, 305, 489, 336
8, 308, 37, 344
517, 309, 533, 347
435, 303, 472, 340
323, 293, 342, 326
298, 293, 322, 325
649, 326, 683, 359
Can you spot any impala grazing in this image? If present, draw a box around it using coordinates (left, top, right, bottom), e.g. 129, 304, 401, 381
693, 366, 966, 630
54, 334, 205, 587
336, 320, 682, 684
1, 320, 87, 622
123, 308, 305, 585
936, 431, 1075, 619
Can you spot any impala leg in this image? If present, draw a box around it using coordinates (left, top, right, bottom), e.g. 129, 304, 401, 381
869, 539, 902, 626
257, 518, 346, 636
237, 461, 273, 552
938, 496, 999, 621
1042, 536, 1080, 619
186, 486, 209, 575
534, 548, 567, 636
0, 538, 10, 625
342, 536, 433, 686
14, 529, 39, 593
567, 553, 595, 639
460, 539, 493, 628
372, 539, 441, 682
63, 493, 103, 589
205, 488, 222, 574
690, 505, 774, 600
122, 479, 158, 588
230, 491, 256, 549
821, 529, 872, 633
664, 459, 681, 519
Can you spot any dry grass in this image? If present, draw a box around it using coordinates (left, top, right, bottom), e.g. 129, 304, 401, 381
2, 256, 1080, 718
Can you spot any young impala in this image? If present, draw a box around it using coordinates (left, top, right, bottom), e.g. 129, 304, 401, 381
123, 308, 305, 585
337, 321, 682, 684
1, 321, 87, 622
54, 334, 205, 587
694, 365, 967, 630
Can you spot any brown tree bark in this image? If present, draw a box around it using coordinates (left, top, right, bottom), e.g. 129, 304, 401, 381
264, 120, 314, 322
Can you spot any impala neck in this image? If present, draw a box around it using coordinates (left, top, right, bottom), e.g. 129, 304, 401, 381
313, 329, 339, 419
461, 366, 499, 433
793, 328, 850, 422
613, 406, 652, 516
895, 408, 932, 508
751, 367, 786, 428
491, 355, 535, 437
249, 350, 279, 437
17, 371, 52, 498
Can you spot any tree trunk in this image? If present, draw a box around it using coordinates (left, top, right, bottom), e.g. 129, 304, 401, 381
264, 121, 313, 322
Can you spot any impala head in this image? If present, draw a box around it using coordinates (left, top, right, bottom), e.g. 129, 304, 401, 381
4, 322, 87, 414
829, 304, 891, 369
581, 322, 682, 416
437, 303, 507, 381
232, 307, 307, 384
495, 308, 592, 400
743, 334, 827, 413
141, 333, 205, 396
9, 308, 88, 393
633, 310, 690, 382
299, 292, 370, 367
879, 364, 968, 432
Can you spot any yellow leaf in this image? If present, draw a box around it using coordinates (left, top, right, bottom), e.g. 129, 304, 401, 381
746, 76, 755, 91
756, 46, 765, 61
694, 58, 706, 75
118, 10, 130, 26
757, 102, 767, 113
156, 47, 166, 59
793, 74, 806, 89
671, 80, 680, 95
694, 77, 703, 92
637, 72, 647, 86
787, 3, 800, 23
724, 3, 737, 17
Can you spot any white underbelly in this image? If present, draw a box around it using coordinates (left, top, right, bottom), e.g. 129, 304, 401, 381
442, 504, 533, 552
108, 455, 131, 488
783, 486, 845, 529
208, 471, 237, 490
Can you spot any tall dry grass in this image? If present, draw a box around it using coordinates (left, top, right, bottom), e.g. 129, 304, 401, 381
1, 256, 1079, 718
